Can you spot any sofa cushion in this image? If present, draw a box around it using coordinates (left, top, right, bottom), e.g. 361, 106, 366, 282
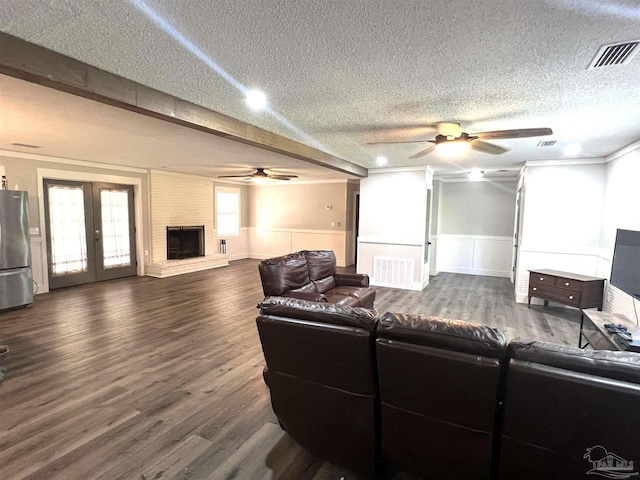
258, 252, 310, 296
327, 286, 376, 310
377, 313, 506, 358
258, 296, 378, 332
313, 276, 336, 293
304, 250, 337, 281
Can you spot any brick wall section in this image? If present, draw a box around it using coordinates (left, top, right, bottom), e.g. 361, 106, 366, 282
150, 171, 216, 261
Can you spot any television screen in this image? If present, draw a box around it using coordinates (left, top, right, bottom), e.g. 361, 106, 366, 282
610, 229, 640, 300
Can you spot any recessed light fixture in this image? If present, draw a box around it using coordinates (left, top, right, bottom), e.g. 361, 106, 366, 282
245, 89, 267, 111
468, 170, 484, 181
435, 139, 470, 157
563, 144, 581, 156
375, 156, 388, 166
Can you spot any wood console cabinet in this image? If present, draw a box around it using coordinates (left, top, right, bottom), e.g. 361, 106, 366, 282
528, 269, 605, 310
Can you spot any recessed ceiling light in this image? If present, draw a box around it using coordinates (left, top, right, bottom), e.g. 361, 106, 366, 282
564, 144, 581, 156
375, 156, 388, 166
245, 89, 267, 111
468, 170, 484, 181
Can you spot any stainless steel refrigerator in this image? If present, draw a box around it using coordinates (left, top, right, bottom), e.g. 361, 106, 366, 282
0, 190, 33, 310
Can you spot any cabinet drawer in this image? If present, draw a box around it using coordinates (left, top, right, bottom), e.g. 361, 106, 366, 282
529, 284, 582, 307
529, 273, 556, 286
555, 277, 581, 292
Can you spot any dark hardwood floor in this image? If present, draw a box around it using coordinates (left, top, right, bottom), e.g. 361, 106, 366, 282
0, 260, 581, 480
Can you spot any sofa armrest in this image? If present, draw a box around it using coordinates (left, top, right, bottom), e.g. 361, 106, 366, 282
283, 291, 328, 302
334, 273, 370, 287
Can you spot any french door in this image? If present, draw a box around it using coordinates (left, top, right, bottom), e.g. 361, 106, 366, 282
44, 179, 137, 289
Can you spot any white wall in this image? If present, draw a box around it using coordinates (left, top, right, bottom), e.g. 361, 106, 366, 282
435, 179, 517, 278
358, 168, 432, 290
514, 162, 607, 303
247, 181, 352, 266
598, 145, 640, 319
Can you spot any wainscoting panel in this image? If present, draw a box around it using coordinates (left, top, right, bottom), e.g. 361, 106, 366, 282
358, 241, 424, 290
514, 248, 600, 303
436, 235, 512, 278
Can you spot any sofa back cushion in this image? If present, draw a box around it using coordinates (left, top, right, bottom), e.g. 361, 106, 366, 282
304, 250, 337, 281
258, 251, 310, 296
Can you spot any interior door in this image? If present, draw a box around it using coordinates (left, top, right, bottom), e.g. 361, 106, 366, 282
44, 179, 136, 289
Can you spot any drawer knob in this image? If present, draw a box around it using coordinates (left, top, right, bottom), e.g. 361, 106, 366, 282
565, 282, 570, 286
533, 287, 537, 291
569, 295, 574, 300
540, 277, 544, 281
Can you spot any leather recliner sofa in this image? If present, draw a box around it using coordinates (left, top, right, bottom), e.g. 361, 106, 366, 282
258, 250, 376, 309
255, 298, 640, 479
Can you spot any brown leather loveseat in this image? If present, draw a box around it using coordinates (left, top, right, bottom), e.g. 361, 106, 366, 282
258, 250, 375, 309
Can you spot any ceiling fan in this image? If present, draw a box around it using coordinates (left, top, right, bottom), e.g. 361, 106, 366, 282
218, 168, 298, 181
369, 122, 553, 158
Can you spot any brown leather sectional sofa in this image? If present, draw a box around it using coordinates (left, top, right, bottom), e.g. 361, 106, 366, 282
258, 250, 376, 309
256, 296, 640, 480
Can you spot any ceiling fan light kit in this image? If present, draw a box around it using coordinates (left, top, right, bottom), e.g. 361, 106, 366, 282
435, 137, 471, 157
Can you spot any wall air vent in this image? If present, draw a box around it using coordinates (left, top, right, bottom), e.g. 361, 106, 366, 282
537, 140, 557, 147
588, 41, 639, 69
373, 256, 413, 289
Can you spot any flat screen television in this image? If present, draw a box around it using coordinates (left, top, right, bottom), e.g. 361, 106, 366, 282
610, 229, 640, 300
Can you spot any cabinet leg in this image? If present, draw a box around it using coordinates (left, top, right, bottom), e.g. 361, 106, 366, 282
543, 300, 549, 307
527, 296, 531, 308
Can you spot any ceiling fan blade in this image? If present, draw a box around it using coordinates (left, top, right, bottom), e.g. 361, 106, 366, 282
470, 140, 509, 155
409, 145, 436, 159
368, 139, 432, 145
436, 122, 462, 137
268, 175, 298, 180
218, 174, 253, 178
473, 127, 553, 140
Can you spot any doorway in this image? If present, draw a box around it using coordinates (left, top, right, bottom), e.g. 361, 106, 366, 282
43, 179, 137, 289
511, 188, 523, 284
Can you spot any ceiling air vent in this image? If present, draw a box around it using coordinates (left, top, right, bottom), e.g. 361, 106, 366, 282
588, 41, 639, 69
537, 140, 557, 147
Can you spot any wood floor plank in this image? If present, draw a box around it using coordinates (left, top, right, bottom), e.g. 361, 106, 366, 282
0, 260, 583, 480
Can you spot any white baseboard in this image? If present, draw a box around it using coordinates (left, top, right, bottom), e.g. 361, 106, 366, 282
440, 266, 511, 278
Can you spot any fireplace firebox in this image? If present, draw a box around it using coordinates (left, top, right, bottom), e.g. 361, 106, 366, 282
167, 226, 205, 259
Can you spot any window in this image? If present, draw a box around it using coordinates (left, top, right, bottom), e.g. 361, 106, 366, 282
216, 187, 240, 236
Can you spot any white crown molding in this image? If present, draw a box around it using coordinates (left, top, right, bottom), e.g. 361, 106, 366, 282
434, 176, 519, 183
606, 139, 640, 163
0, 149, 148, 173
524, 157, 607, 167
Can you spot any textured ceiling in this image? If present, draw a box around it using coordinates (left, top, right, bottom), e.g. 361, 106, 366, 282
1, 0, 639, 176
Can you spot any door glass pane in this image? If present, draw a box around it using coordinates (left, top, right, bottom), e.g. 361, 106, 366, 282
100, 189, 131, 268
48, 185, 88, 275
